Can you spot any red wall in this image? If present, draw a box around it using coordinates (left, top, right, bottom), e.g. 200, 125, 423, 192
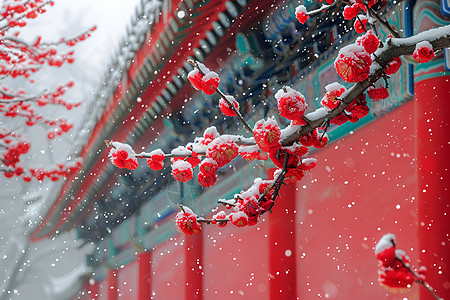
296, 100, 419, 299
151, 236, 187, 299
203, 216, 271, 300
117, 260, 138, 299
81, 101, 420, 300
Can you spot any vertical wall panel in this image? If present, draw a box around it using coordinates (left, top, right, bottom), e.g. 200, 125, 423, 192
295, 102, 419, 300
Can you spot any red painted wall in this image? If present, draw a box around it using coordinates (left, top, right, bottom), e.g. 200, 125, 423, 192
117, 260, 138, 299
295, 100, 419, 299
151, 236, 187, 299
203, 215, 270, 300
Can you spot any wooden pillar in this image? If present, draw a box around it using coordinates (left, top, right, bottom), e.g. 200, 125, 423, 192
267, 169, 297, 299
107, 269, 118, 300
88, 279, 99, 300
416, 75, 450, 300
185, 233, 203, 300
414, 1, 450, 299
138, 252, 152, 300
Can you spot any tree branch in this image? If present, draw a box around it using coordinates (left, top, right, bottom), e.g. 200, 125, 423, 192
281, 25, 450, 146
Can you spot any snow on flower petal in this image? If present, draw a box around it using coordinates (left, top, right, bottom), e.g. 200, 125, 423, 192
385, 57, 402, 75
146, 149, 165, 170
413, 41, 435, 63
109, 142, 138, 170
295, 5, 309, 24
219, 95, 239, 116
202, 71, 220, 95
206, 137, 239, 167
335, 44, 372, 83
320, 82, 346, 110
229, 211, 248, 227
175, 210, 202, 235
253, 117, 281, 152
275, 86, 308, 122
171, 160, 193, 182
188, 69, 203, 90
199, 158, 219, 174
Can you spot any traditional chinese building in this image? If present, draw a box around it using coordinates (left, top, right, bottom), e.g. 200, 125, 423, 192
29, 0, 449, 299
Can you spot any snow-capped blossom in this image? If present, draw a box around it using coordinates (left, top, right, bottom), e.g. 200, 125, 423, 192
354, 15, 368, 34
413, 41, 435, 63
375, 233, 397, 266
368, 86, 389, 100
295, 5, 309, 24
219, 95, 239, 116
343, 3, 364, 20
257, 179, 275, 198
229, 211, 248, 227
253, 118, 281, 152
109, 142, 138, 170
320, 82, 346, 110
384, 57, 402, 75
359, 30, 379, 54
188, 63, 220, 95
239, 145, 269, 162
335, 44, 372, 83
375, 233, 417, 292
188, 69, 203, 90
207, 138, 239, 167
202, 71, 220, 95
275, 87, 308, 122
175, 209, 202, 235
198, 171, 217, 187
199, 126, 220, 146
237, 196, 261, 226
146, 149, 165, 170
213, 211, 228, 227
312, 128, 328, 149
199, 158, 219, 174
171, 160, 193, 182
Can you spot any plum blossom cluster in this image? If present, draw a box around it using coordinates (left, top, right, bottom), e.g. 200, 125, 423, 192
375, 234, 431, 294
295, 0, 437, 110
0, 0, 53, 31
0, 1, 90, 181
0, 31, 82, 78
1, 125, 82, 181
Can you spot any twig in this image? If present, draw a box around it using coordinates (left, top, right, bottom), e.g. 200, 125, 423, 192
306, 0, 339, 15
367, 6, 400, 38
400, 261, 443, 300
0, 1, 54, 32
188, 59, 254, 134
197, 218, 229, 224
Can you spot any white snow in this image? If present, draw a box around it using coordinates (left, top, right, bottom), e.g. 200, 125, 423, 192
295, 5, 307, 14
415, 40, 433, 51
172, 159, 192, 171
375, 233, 396, 255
